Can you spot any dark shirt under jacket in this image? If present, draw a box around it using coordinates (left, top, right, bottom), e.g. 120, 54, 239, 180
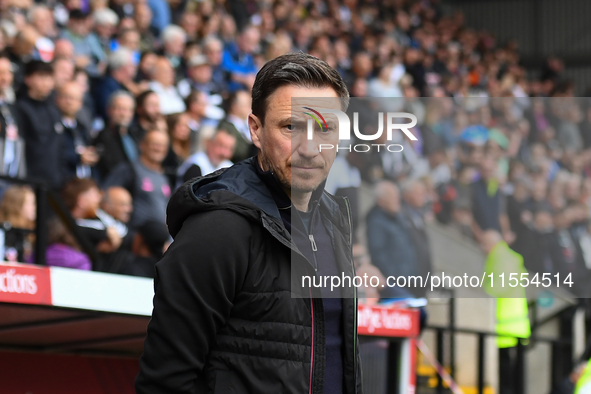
16, 93, 64, 189
255, 162, 345, 394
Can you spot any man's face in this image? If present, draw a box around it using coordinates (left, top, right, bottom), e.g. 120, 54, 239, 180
69, 18, 90, 36
103, 188, 133, 223
0, 59, 13, 91
378, 183, 401, 214
79, 187, 102, 218
108, 96, 135, 128
190, 64, 212, 84
141, 131, 169, 164
140, 93, 161, 122
207, 131, 236, 166
153, 59, 174, 87
405, 183, 426, 209
249, 86, 340, 195
54, 59, 74, 88
26, 72, 55, 100
205, 42, 223, 66
56, 83, 83, 117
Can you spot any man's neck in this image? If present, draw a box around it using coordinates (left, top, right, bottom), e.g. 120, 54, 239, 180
28, 91, 48, 101
140, 156, 161, 172
291, 191, 312, 212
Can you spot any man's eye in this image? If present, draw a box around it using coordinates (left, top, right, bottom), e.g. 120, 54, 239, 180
285, 124, 294, 131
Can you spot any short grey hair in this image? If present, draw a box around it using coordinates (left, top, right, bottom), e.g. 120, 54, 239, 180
28, 5, 50, 23
108, 48, 134, 70
94, 8, 119, 26
374, 181, 399, 201
162, 25, 187, 43
107, 90, 135, 109
202, 35, 222, 50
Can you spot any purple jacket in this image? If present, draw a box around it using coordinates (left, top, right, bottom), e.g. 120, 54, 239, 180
28, 244, 92, 270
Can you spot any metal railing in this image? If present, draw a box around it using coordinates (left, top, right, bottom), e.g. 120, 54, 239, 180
423, 297, 582, 394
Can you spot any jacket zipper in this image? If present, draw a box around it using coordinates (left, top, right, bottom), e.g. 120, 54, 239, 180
309, 235, 318, 252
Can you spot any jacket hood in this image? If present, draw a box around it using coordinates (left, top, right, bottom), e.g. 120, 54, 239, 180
167, 157, 282, 238
166, 156, 351, 241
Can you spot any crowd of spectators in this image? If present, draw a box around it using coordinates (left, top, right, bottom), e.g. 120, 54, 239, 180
0, 0, 585, 288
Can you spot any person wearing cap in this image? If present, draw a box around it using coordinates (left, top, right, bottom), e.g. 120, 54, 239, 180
61, 9, 106, 77
177, 54, 219, 99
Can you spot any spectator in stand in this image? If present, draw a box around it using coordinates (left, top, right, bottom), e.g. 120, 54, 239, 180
203, 35, 227, 95
184, 90, 215, 146
217, 90, 254, 163
176, 128, 235, 185
401, 179, 433, 293
148, 56, 186, 115
132, 90, 164, 136
160, 25, 187, 78
134, 4, 156, 53
222, 25, 259, 92
17, 60, 63, 190
93, 91, 140, 179
28, 5, 59, 41
38, 216, 92, 270
0, 185, 35, 262
366, 181, 421, 297
53, 39, 75, 61
56, 81, 99, 182
62, 9, 106, 77
178, 55, 218, 99
471, 154, 514, 242
163, 112, 191, 184
61, 178, 125, 272
111, 28, 141, 66
93, 8, 120, 53
101, 186, 133, 225
52, 57, 75, 92
103, 128, 171, 227
94, 48, 139, 120
0, 56, 26, 180
120, 219, 170, 278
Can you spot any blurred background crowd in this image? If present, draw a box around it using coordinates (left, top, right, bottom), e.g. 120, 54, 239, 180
0, 0, 588, 295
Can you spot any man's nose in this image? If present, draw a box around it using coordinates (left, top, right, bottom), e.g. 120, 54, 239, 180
296, 134, 320, 157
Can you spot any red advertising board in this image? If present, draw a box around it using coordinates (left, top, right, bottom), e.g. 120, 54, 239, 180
0, 263, 52, 305
357, 304, 419, 337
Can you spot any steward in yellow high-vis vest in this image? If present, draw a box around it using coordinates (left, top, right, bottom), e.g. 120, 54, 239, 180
575, 359, 591, 394
481, 231, 531, 348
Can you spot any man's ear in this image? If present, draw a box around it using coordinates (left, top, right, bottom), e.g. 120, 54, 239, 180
248, 113, 263, 149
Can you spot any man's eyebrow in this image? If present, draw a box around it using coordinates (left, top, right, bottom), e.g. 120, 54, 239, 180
277, 117, 292, 124
326, 120, 338, 129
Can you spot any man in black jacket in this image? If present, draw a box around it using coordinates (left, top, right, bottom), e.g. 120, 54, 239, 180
17, 60, 63, 189
136, 53, 363, 393
93, 90, 141, 179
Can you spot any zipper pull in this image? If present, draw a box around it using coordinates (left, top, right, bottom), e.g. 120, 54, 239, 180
309, 234, 317, 252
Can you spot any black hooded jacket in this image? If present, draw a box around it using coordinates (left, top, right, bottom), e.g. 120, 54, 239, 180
136, 157, 363, 394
